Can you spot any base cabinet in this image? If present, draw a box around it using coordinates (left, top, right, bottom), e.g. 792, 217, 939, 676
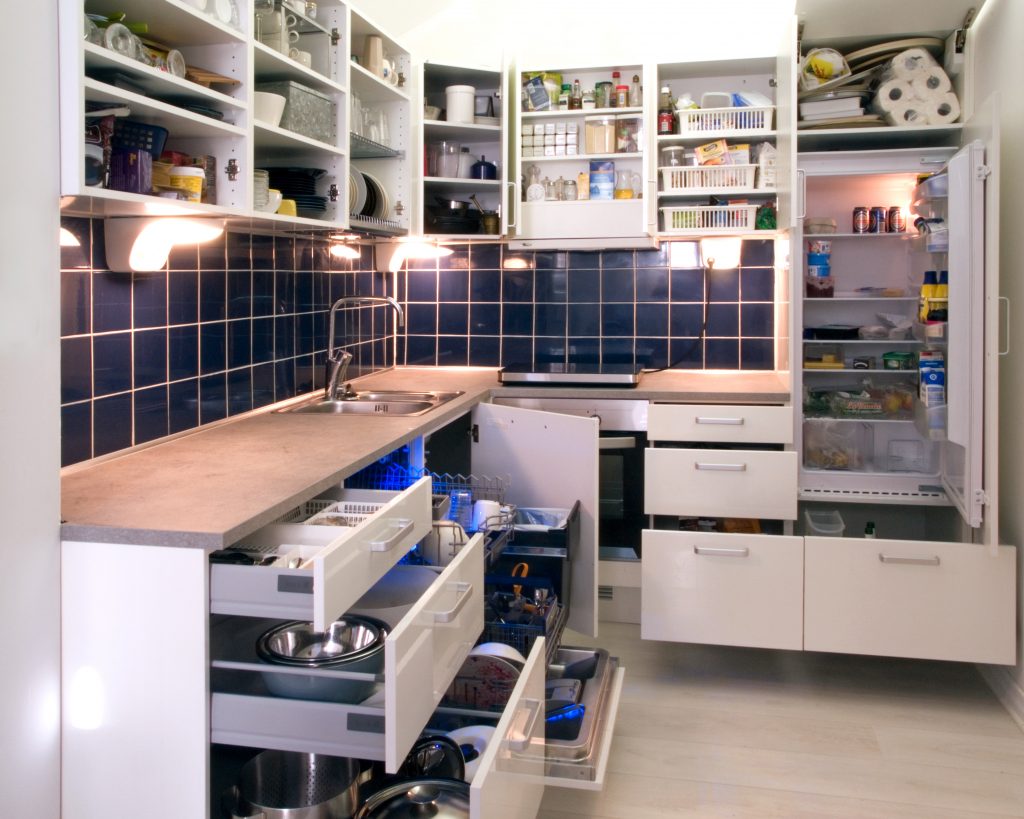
804, 537, 1017, 664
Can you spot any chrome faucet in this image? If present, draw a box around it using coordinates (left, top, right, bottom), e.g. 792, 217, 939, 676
325, 296, 405, 400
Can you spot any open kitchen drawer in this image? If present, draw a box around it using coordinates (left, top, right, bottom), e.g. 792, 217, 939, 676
468, 637, 626, 817
210, 476, 433, 631
210, 532, 485, 772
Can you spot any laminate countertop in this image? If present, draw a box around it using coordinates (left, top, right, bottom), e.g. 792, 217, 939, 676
60, 367, 790, 549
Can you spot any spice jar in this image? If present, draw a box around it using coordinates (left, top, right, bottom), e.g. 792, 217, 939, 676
562, 178, 578, 200
615, 84, 630, 108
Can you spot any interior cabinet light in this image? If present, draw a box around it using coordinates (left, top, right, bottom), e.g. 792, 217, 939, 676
104, 217, 225, 272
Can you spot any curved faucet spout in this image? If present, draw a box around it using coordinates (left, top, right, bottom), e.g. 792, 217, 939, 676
325, 296, 405, 398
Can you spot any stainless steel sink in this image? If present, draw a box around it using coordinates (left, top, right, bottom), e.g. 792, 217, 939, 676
281, 390, 464, 416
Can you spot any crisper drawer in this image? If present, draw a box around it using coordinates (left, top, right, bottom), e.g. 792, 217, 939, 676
210, 477, 432, 631
645, 448, 797, 520
210, 534, 485, 773
648, 403, 792, 444
641, 530, 804, 650
804, 537, 1017, 664
470, 638, 626, 817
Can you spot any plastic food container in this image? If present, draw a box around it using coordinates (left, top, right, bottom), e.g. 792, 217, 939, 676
614, 114, 643, 153
804, 508, 845, 536
584, 116, 616, 154
445, 84, 475, 124
168, 166, 205, 202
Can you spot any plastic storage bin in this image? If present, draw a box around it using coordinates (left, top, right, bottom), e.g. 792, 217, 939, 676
660, 164, 756, 193
255, 80, 335, 144
676, 105, 774, 133
660, 204, 758, 234
804, 508, 845, 537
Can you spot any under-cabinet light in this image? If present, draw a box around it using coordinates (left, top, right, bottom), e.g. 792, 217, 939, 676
59, 227, 81, 247
699, 237, 743, 270
104, 217, 225, 272
329, 243, 361, 260
376, 239, 453, 273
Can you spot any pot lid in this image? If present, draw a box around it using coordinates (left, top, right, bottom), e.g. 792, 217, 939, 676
356, 778, 470, 818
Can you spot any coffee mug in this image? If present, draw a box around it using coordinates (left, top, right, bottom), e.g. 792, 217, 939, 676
260, 10, 296, 33
289, 47, 312, 68
471, 500, 502, 532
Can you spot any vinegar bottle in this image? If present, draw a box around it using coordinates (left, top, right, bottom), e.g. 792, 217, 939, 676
629, 74, 641, 107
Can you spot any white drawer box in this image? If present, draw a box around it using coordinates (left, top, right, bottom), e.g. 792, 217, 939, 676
211, 533, 485, 772
648, 403, 792, 444
804, 537, 1017, 664
210, 478, 433, 630
641, 530, 804, 650
645, 448, 797, 520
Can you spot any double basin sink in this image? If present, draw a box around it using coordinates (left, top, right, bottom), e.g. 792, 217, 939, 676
281, 390, 464, 417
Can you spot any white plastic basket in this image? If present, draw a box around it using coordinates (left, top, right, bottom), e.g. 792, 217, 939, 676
660, 204, 759, 234
677, 106, 774, 134
660, 164, 757, 194
278, 499, 385, 527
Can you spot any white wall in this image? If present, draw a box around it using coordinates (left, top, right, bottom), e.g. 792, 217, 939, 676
972, 0, 1024, 703
0, 0, 61, 816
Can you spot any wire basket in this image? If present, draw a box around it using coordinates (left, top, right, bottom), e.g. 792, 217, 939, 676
660, 164, 757, 194
676, 105, 774, 133
112, 119, 169, 159
481, 596, 567, 665
660, 204, 758, 234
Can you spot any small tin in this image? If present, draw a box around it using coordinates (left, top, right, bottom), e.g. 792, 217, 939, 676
869, 206, 887, 233
853, 206, 870, 233
888, 206, 906, 232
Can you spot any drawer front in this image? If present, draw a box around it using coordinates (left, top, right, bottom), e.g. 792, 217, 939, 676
642, 530, 804, 650
211, 477, 433, 631
648, 403, 792, 444
210, 535, 486, 771
804, 537, 1017, 664
645, 448, 797, 520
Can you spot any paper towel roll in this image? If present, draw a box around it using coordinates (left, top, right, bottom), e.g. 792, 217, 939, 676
921, 91, 961, 125
872, 78, 914, 113
911, 66, 952, 98
889, 48, 937, 81
884, 103, 930, 128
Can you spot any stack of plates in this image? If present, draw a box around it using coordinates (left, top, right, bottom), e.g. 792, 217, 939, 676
349, 168, 390, 220
262, 167, 328, 219
844, 37, 944, 72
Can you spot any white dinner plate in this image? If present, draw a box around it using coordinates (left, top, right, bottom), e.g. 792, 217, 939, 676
362, 170, 389, 219
350, 169, 366, 216
844, 37, 944, 66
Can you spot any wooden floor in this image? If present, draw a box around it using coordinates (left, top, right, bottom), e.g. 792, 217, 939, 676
539, 623, 1024, 818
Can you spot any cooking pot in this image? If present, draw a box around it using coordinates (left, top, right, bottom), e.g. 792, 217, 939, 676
433, 195, 471, 214
226, 750, 363, 819
256, 615, 389, 703
354, 778, 470, 818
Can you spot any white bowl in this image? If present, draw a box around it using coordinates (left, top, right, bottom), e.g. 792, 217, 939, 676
468, 642, 526, 666
254, 91, 287, 128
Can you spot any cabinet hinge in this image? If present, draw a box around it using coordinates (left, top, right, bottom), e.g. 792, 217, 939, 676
224, 159, 239, 181
471, 424, 479, 443
977, 164, 992, 180
976, 488, 989, 505
328, 183, 339, 202
330, 27, 340, 46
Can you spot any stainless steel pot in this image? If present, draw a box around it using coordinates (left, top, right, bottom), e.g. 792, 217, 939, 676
354, 778, 470, 818
228, 750, 362, 819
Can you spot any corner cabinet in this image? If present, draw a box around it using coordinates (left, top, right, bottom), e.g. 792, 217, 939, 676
508, 62, 657, 250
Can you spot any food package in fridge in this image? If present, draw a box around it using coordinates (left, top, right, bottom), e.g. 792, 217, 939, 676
255, 81, 335, 144
803, 420, 872, 471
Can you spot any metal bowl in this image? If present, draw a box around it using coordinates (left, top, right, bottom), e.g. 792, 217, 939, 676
229, 750, 362, 819
256, 615, 389, 703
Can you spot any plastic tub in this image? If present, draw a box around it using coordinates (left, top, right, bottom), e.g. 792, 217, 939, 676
446, 85, 475, 124
584, 116, 616, 154
804, 508, 845, 536
168, 166, 205, 202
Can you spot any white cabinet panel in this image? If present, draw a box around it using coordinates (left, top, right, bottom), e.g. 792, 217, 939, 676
648, 403, 792, 444
804, 536, 1016, 664
645, 448, 797, 520
642, 530, 804, 650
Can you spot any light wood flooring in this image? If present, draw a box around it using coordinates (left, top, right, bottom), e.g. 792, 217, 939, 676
539, 623, 1024, 818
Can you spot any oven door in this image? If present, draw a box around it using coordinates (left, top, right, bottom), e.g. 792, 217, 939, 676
599, 431, 646, 559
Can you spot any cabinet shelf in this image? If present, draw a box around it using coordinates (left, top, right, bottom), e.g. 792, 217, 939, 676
60, 188, 247, 218
657, 130, 778, 145
525, 152, 642, 163
659, 187, 771, 199
802, 368, 917, 374
255, 122, 345, 156
805, 296, 915, 302
796, 124, 963, 152
253, 42, 345, 95
350, 133, 401, 159
819, 232, 914, 239
423, 120, 500, 141
802, 339, 923, 345
349, 61, 409, 103
804, 415, 915, 425
86, 0, 247, 46
522, 106, 643, 120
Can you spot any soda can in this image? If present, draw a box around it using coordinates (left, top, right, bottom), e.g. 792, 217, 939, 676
853, 206, 870, 233
869, 206, 887, 233
888, 206, 906, 232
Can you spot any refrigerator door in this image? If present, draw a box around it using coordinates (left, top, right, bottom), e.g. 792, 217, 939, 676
942, 139, 986, 528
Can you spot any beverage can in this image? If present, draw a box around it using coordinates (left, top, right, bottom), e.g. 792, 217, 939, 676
853, 206, 869, 233
869, 206, 887, 233
888, 206, 906, 232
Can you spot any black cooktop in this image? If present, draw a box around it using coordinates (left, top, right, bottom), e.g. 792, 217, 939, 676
498, 363, 642, 386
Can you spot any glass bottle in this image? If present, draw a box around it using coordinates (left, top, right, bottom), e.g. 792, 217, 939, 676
629, 74, 641, 108
569, 79, 582, 110
658, 85, 675, 135
610, 71, 621, 107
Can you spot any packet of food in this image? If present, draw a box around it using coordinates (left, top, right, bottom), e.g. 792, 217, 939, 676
695, 139, 729, 166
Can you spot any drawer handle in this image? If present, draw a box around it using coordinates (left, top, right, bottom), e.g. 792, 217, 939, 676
694, 462, 747, 472
507, 697, 543, 753
695, 416, 745, 426
694, 546, 750, 557
879, 553, 941, 566
432, 581, 473, 624
367, 518, 415, 553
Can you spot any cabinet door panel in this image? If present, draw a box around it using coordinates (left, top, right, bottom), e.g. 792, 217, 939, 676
642, 530, 804, 650
804, 536, 1016, 663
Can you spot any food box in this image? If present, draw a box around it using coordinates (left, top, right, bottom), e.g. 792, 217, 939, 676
255, 80, 335, 144
882, 351, 916, 370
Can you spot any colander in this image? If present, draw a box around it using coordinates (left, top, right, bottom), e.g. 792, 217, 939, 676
229, 750, 361, 819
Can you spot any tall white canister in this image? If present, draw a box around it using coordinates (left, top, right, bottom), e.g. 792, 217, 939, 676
445, 85, 476, 124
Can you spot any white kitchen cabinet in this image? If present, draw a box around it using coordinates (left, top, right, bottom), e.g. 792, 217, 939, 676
508, 62, 657, 250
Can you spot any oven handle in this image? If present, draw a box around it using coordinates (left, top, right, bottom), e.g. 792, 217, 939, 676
599, 435, 638, 450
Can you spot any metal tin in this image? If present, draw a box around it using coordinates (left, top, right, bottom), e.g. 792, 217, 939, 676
853, 206, 870, 233
888, 206, 906, 232
869, 206, 887, 233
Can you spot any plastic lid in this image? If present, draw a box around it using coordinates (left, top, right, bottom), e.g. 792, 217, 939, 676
445, 85, 475, 93
584, 115, 615, 122
923, 270, 938, 283
170, 166, 205, 176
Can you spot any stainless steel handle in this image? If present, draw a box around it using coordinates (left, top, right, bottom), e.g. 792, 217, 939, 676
367, 518, 414, 552
796, 169, 806, 220
432, 581, 473, 623
507, 180, 518, 229
694, 546, 749, 557
599, 435, 637, 450
507, 697, 542, 752
920, 158, 948, 165
694, 462, 747, 472
1000, 296, 1010, 356
879, 554, 941, 566
695, 416, 745, 426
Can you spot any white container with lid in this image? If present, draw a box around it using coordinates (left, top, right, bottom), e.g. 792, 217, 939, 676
446, 85, 476, 124
804, 508, 845, 537
169, 166, 205, 202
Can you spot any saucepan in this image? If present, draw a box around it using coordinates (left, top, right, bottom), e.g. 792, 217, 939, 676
434, 195, 471, 214
224, 750, 363, 819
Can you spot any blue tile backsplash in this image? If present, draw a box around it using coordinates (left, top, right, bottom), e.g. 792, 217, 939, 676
60, 218, 775, 467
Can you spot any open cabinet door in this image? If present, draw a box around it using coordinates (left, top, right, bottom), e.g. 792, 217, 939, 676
943, 128, 993, 529
775, 14, 798, 230
471, 403, 600, 636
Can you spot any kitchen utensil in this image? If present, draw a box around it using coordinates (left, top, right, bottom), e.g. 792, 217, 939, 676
444, 725, 495, 781
511, 561, 529, 600
354, 778, 470, 818
443, 652, 522, 710
844, 36, 944, 68
456, 148, 476, 179
103, 22, 137, 58
468, 195, 484, 213
349, 565, 441, 625
363, 35, 384, 76
423, 105, 441, 121
262, 189, 283, 213
469, 155, 497, 180
467, 642, 527, 665
480, 211, 499, 235
228, 750, 362, 819
434, 196, 470, 214
436, 141, 460, 177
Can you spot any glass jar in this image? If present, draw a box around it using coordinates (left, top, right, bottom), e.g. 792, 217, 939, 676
562, 178, 578, 200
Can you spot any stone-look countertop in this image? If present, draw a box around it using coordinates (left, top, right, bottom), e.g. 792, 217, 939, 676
60, 367, 790, 549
